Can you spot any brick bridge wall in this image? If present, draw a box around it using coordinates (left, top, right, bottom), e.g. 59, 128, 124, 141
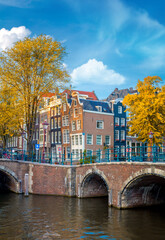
0, 159, 165, 208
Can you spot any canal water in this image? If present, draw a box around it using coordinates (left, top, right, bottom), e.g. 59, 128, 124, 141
0, 193, 165, 240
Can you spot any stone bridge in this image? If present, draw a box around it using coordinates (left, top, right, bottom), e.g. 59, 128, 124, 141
0, 159, 165, 208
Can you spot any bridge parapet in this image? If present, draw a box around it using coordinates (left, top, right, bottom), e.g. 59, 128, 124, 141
0, 159, 165, 208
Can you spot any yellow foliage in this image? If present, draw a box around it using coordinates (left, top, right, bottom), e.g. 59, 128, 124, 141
0, 35, 70, 151
123, 76, 165, 145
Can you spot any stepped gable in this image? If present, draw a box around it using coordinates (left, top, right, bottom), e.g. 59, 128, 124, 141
106, 87, 137, 101
79, 99, 112, 113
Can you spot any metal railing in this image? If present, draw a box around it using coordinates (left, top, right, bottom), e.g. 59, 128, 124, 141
0, 146, 165, 165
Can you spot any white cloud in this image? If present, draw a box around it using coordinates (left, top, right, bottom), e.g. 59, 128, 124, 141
0, 26, 31, 50
71, 59, 125, 86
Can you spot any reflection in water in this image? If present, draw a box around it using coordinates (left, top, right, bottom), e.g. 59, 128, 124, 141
0, 193, 165, 239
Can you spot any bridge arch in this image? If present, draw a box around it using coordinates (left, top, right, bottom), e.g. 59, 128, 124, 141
120, 168, 165, 208
78, 169, 109, 198
0, 165, 21, 193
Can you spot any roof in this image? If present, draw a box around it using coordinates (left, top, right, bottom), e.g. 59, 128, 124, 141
106, 88, 138, 101
79, 99, 112, 113
41, 93, 56, 98
62, 89, 98, 100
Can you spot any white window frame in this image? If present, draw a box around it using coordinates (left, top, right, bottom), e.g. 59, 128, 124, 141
115, 117, 119, 126
105, 135, 110, 145
72, 121, 76, 131
87, 134, 93, 145
115, 130, 119, 141
77, 120, 81, 130
118, 106, 122, 114
75, 135, 78, 145
121, 118, 125, 126
96, 120, 104, 129
63, 103, 66, 112
121, 130, 125, 141
86, 149, 93, 157
96, 135, 102, 145
58, 131, 61, 143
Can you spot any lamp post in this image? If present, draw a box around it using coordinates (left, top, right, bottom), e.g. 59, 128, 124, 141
42, 120, 49, 162
149, 131, 153, 161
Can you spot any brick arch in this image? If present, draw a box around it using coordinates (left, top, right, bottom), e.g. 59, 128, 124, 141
121, 168, 165, 194
78, 168, 110, 198
120, 168, 165, 208
0, 165, 20, 193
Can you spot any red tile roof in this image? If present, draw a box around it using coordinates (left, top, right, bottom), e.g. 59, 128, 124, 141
41, 93, 56, 98
62, 89, 98, 100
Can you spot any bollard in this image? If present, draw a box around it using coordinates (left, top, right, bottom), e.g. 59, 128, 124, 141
24, 173, 29, 197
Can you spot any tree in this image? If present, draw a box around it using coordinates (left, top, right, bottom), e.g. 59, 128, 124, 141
0, 84, 23, 148
123, 76, 165, 146
0, 35, 69, 153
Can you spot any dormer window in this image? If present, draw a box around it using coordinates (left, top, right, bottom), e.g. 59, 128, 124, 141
96, 106, 102, 112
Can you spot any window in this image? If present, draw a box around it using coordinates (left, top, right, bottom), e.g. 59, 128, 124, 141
58, 118, 61, 128
63, 130, 70, 144
63, 103, 66, 112
55, 132, 58, 143
115, 130, 119, 141
58, 131, 61, 143
96, 149, 101, 160
77, 120, 81, 130
51, 118, 54, 129
96, 120, 104, 129
79, 135, 82, 145
96, 135, 102, 145
75, 135, 78, 145
55, 119, 58, 128
74, 100, 77, 106
115, 117, 119, 126
118, 106, 122, 114
121, 146, 125, 157
76, 149, 79, 158
121, 130, 125, 141
72, 136, 74, 145
87, 134, 93, 145
39, 129, 43, 142
105, 135, 110, 145
86, 149, 93, 157
72, 121, 76, 131
62, 115, 69, 126
74, 108, 78, 117
79, 107, 82, 114
65, 116, 69, 126
121, 118, 125, 126
54, 107, 57, 116
58, 107, 61, 115
96, 106, 102, 112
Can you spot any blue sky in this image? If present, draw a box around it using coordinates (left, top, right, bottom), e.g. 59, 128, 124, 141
0, 0, 165, 99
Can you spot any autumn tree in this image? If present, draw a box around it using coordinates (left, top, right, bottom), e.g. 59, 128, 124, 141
123, 76, 165, 146
0, 35, 69, 153
0, 84, 23, 148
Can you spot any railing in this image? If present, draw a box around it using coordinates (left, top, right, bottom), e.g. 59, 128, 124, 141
0, 146, 165, 165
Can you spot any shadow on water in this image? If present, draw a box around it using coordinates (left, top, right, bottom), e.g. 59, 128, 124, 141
0, 194, 165, 239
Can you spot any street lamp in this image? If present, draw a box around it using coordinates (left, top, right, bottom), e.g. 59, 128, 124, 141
149, 131, 153, 161
42, 120, 49, 162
